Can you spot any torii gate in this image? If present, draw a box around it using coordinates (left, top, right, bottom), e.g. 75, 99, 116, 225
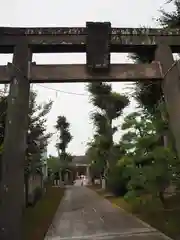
0, 22, 180, 239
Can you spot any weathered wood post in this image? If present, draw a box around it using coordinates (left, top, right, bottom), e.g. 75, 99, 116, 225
0, 41, 32, 240
155, 44, 180, 159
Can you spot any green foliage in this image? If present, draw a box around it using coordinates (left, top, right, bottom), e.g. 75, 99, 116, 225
117, 110, 178, 206
86, 136, 107, 177
55, 115, 73, 172
158, 0, 180, 28
86, 82, 129, 181
26, 90, 53, 174
122, 2, 180, 208
107, 158, 130, 196
130, 52, 162, 115
87, 4, 180, 238
127, 4, 180, 202
0, 89, 52, 175
47, 155, 60, 173
119, 1, 180, 204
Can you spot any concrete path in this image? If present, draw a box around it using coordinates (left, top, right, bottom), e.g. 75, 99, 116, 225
44, 184, 172, 240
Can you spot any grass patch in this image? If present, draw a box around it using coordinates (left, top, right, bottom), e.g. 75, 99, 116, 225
135, 194, 180, 239
23, 185, 65, 240
139, 207, 180, 239
113, 195, 180, 239
107, 196, 133, 212
90, 184, 180, 239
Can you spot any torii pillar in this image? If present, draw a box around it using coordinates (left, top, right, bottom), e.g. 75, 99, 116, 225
155, 44, 180, 159
0, 42, 31, 240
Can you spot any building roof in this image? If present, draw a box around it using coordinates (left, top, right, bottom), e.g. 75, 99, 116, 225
72, 155, 89, 163
69, 155, 89, 167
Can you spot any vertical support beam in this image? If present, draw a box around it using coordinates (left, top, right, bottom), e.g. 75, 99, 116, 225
86, 165, 91, 184
0, 41, 32, 240
155, 44, 180, 159
65, 171, 68, 184
86, 22, 111, 73
59, 168, 62, 184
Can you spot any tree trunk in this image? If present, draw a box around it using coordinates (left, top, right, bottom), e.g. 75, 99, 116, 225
24, 174, 29, 207
159, 191, 166, 208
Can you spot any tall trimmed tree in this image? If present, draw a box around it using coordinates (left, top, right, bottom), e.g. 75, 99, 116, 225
55, 115, 72, 162
87, 82, 129, 185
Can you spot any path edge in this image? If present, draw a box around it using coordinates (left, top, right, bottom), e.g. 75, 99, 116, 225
87, 187, 173, 240
44, 186, 67, 239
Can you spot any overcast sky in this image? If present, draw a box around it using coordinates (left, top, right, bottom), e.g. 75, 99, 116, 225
0, 0, 174, 156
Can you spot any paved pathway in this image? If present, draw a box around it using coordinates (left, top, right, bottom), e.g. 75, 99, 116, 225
44, 183, 172, 240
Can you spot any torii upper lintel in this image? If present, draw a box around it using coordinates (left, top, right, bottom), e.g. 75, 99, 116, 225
0, 23, 180, 53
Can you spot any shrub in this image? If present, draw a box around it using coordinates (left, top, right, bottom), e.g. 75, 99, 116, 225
107, 166, 128, 196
